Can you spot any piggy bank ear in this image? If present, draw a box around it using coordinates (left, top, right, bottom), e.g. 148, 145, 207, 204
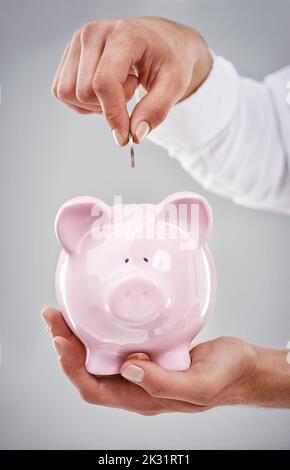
157, 192, 212, 245
55, 196, 110, 253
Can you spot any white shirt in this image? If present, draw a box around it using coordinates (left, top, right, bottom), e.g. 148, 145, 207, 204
147, 56, 290, 214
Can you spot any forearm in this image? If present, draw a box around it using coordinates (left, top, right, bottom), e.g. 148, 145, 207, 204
232, 345, 290, 408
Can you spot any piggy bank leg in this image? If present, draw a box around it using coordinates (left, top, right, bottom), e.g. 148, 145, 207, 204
85, 349, 122, 376
153, 345, 191, 371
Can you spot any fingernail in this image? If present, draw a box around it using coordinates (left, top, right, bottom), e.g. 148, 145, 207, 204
112, 129, 123, 146
135, 121, 150, 143
121, 364, 144, 383
52, 338, 62, 359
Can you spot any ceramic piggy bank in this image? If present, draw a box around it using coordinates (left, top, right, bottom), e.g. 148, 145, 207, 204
55, 192, 216, 374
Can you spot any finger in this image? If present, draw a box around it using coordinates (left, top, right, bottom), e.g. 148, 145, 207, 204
126, 353, 151, 361
92, 35, 137, 145
95, 374, 200, 415
42, 309, 114, 405
57, 98, 101, 114
42, 310, 205, 413
41, 309, 106, 403
57, 94, 101, 114
57, 30, 81, 102
65, 103, 95, 114
41, 307, 83, 349
130, 68, 185, 143
56, 30, 101, 113
50, 333, 194, 412
123, 73, 139, 102
52, 336, 110, 405
120, 358, 211, 407
42, 307, 72, 338
42, 309, 153, 411
51, 42, 70, 97
77, 22, 139, 107
76, 22, 108, 105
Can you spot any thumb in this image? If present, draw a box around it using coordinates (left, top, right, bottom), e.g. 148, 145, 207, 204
130, 69, 183, 143
120, 358, 195, 403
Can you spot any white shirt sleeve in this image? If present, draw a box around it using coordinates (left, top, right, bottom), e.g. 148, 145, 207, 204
146, 56, 290, 214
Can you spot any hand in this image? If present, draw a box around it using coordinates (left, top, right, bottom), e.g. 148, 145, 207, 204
42, 308, 260, 415
51, 17, 212, 145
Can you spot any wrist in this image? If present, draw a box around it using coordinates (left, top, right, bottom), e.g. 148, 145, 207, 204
247, 345, 290, 408
181, 32, 213, 101
226, 343, 290, 408
221, 339, 259, 406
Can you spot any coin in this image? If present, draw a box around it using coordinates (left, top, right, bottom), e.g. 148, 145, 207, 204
129, 132, 135, 168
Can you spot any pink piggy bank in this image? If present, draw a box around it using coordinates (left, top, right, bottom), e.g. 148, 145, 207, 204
55, 192, 216, 375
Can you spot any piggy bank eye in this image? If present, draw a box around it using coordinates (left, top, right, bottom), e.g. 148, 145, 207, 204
152, 250, 171, 272
124, 258, 129, 263
143, 257, 149, 263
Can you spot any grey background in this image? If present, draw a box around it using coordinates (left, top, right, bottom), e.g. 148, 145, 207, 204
0, 0, 290, 450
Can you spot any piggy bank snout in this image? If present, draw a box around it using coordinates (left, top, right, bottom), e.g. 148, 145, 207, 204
108, 278, 166, 327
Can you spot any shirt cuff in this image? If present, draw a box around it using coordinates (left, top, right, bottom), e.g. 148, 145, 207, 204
143, 55, 240, 153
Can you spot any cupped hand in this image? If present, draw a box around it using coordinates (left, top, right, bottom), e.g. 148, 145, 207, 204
42, 308, 257, 415
51, 17, 212, 145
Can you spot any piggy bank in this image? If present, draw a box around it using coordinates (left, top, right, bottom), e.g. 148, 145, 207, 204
55, 192, 216, 375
